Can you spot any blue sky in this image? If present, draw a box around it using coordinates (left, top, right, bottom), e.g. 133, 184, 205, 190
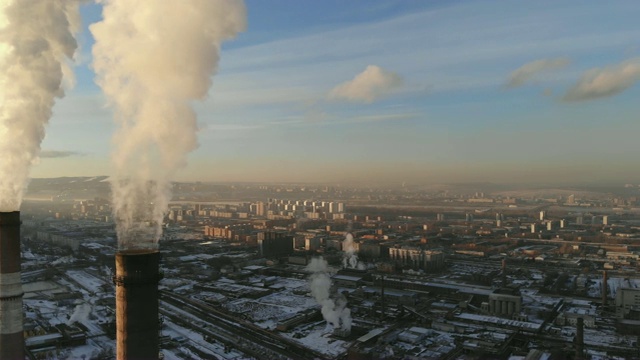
35, 0, 640, 184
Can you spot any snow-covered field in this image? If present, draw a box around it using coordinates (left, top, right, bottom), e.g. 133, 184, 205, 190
281, 322, 350, 358
259, 292, 317, 309
226, 291, 317, 329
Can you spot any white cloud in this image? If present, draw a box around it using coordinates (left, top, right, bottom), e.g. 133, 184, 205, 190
328, 65, 402, 103
562, 58, 640, 102
506, 57, 570, 87
346, 113, 416, 123
218, 1, 640, 98
203, 124, 264, 131
39, 150, 85, 158
269, 111, 419, 127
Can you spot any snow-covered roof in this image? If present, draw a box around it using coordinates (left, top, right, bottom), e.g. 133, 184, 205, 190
456, 313, 541, 331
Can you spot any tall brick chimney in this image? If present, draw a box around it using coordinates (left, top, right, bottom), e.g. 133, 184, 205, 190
0, 211, 24, 359
114, 249, 162, 359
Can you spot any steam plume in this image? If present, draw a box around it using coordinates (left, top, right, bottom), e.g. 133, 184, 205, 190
0, 0, 82, 211
90, 1, 246, 249
342, 233, 363, 269
67, 303, 92, 326
307, 257, 352, 331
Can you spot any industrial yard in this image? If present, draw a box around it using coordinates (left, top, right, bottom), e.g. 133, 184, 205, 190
9, 179, 640, 359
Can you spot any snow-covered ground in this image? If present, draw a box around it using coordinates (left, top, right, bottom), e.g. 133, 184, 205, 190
22, 280, 68, 300
228, 299, 297, 323
226, 291, 317, 331
258, 292, 317, 310
66, 269, 108, 294
281, 322, 350, 358
162, 317, 242, 360
588, 276, 640, 299
271, 278, 310, 290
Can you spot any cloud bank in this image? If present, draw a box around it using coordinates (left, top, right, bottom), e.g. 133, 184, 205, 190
562, 58, 640, 102
506, 58, 570, 88
329, 65, 402, 103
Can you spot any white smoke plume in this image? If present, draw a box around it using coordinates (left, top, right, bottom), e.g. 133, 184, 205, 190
307, 257, 352, 332
90, 1, 246, 249
67, 303, 91, 326
342, 233, 363, 269
0, 0, 82, 211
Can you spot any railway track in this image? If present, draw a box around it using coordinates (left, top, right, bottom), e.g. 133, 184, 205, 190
160, 290, 329, 360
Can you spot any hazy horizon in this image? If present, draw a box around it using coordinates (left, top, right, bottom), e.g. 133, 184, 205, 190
24, 173, 638, 189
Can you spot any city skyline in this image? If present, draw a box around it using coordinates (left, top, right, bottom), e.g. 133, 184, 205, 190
34, 0, 640, 185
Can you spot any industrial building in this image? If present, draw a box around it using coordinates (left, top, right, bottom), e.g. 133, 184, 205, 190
258, 230, 294, 258
487, 288, 522, 317
616, 287, 640, 319
388, 247, 445, 272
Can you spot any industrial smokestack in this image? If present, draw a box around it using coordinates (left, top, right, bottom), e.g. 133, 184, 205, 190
1, 2, 80, 354
0, 211, 23, 359
92, 3, 244, 357
380, 275, 385, 319
575, 317, 584, 360
501, 258, 507, 288
602, 270, 608, 307
114, 250, 162, 359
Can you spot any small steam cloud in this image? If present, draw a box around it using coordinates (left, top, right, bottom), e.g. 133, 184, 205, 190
90, 1, 246, 249
307, 257, 352, 332
329, 65, 402, 103
39, 150, 85, 158
67, 303, 91, 326
562, 58, 640, 102
506, 57, 570, 88
0, 0, 82, 212
342, 233, 364, 270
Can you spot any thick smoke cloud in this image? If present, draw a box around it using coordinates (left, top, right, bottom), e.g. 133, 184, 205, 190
329, 65, 402, 103
506, 58, 570, 88
307, 257, 352, 332
562, 58, 640, 102
0, 0, 82, 211
90, 0, 246, 249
